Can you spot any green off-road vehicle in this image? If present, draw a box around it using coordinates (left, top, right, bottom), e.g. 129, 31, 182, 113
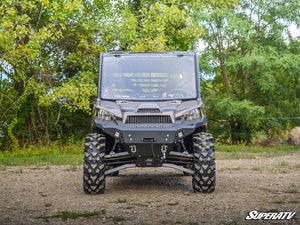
83, 52, 215, 194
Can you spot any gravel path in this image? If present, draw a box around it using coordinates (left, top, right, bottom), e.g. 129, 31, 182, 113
0, 153, 299, 225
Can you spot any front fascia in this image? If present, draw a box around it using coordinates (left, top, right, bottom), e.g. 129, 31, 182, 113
93, 115, 206, 145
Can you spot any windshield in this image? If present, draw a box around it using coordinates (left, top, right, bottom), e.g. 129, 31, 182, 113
101, 54, 197, 100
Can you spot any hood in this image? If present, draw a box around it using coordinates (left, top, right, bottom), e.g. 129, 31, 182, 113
96, 99, 203, 119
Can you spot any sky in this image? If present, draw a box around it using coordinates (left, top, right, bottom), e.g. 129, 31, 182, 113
290, 24, 300, 38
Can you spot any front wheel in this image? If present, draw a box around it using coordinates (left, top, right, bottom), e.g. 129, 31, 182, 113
83, 133, 106, 194
192, 132, 216, 193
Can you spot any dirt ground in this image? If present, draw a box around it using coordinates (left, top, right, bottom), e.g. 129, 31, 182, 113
0, 153, 299, 225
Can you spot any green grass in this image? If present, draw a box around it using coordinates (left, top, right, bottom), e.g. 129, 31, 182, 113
113, 215, 127, 222
0, 142, 298, 166
15, 168, 23, 173
116, 198, 127, 203
276, 161, 288, 167
44, 165, 50, 170
283, 189, 299, 194
216, 144, 299, 160
260, 187, 299, 194
134, 203, 148, 207
0, 142, 83, 166
230, 167, 241, 170
270, 200, 284, 204
0, 165, 6, 171
260, 187, 276, 193
37, 210, 104, 221
289, 200, 299, 204
44, 202, 52, 207
264, 208, 280, 213
251, 166, 261, 171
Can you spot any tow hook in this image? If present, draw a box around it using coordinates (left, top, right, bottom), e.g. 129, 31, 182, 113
130, 144, 137, 153
161, 145, 168, 159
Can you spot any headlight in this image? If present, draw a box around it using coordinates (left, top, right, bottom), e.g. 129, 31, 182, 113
182, 108, 202, 120
96, 108, 115, 121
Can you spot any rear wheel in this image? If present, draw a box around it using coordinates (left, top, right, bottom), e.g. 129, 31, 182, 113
83, 133, 106, 194
192, 132, 216, 193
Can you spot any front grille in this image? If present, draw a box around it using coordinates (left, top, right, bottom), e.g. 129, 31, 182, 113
125, 115, 172, 124
137, 108, 161, 113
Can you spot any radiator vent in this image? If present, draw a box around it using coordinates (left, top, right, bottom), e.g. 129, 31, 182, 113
125, 115, 172, 124
136, 108, 161, 113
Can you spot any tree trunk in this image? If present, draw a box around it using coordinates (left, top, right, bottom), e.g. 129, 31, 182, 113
220, 61, 230, 94
14, 79, 25, 97
229, 117, 236, 144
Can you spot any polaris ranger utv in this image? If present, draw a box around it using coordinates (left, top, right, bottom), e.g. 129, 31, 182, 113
83, 52, 215, 194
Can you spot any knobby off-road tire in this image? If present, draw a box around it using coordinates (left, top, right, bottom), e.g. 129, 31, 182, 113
192, 132, 216, 193
83, 133, 106, 194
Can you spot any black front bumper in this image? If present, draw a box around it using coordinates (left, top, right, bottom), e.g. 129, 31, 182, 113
93, 116, 206, 164
94, 116, 206, 144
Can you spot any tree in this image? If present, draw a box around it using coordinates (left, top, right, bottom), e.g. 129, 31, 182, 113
0, 0, 111, 148
0, 0, 206, 149
198, 0, 300, 144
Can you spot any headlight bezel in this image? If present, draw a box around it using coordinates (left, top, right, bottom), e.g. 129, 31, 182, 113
95, 108, 116, 121
182, 108, 202, 121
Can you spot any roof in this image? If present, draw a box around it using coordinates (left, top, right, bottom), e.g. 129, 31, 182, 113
101, 51, 196, 57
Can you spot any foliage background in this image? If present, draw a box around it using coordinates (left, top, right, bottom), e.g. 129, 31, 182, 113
0, 0, 299, 150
